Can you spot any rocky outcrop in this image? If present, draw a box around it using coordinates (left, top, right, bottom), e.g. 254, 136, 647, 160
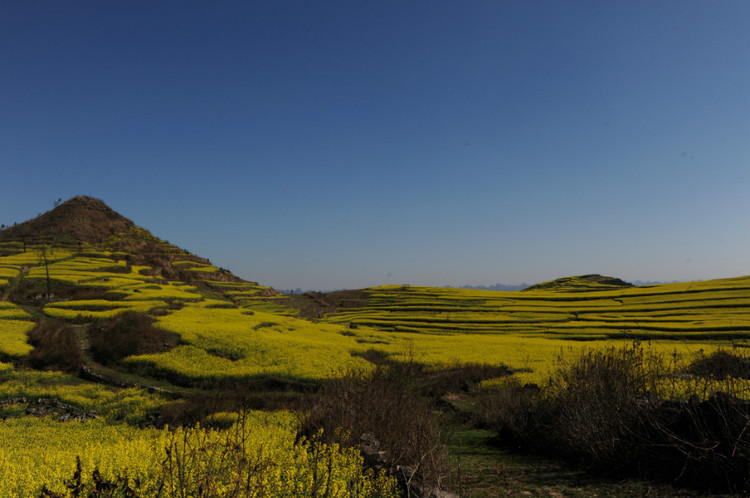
1, 397, 98, 422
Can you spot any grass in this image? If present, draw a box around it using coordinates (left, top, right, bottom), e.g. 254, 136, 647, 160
446, 429, 699, 497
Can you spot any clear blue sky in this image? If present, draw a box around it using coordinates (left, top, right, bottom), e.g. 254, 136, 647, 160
1, 1, 748, 290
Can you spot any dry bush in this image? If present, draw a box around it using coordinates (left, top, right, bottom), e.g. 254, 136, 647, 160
544, 344, 664, 466
474, 377, 544, 447
302, 362, 449, 495
415, 363, 512, 398
88, 311, 179, 366
27, 317, 83, 372
484, 344, 750, 493
157, 381, 308, 428
9, 279, 126, 306
687, 347, 750, 380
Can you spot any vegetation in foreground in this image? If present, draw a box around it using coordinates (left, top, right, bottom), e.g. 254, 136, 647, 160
474, 344, 750, 494
0, 410, 396, 497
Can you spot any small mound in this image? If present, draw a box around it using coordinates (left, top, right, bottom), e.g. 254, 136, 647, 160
524, 274, 633, 292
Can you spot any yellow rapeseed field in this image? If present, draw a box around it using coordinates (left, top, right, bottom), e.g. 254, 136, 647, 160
0, 412, 397, 497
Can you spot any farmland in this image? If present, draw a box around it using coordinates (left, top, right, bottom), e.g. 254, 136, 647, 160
0, 197, 748, 496
320, 277, 750, 339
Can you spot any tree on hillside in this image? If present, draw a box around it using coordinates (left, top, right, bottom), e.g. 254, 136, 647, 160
39, 246, 52, 301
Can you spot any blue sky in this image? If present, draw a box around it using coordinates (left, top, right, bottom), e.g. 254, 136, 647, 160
1, 1, 748, 290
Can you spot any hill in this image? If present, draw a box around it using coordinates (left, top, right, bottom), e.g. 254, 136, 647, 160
279, 275, 750, 344
523, 273, 633, 292
0, 196, 135, 245
0, 196, 244, 284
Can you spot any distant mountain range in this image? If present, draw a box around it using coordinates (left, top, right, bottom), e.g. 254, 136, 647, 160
281, 279, 684, 296
458, 283, 530, 292
631, 280, 681, 286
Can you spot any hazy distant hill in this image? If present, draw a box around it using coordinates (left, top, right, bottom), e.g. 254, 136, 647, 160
459, 283, 530, 292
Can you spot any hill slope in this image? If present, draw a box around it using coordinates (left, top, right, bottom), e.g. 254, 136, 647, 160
0, 196, 362, 385
0, 196, 242, 284
0, 196, 134, 245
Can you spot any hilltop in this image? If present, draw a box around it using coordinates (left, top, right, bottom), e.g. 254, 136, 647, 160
0, 196, 244, 284
0, 196, 134, 245
523, 273, 634, 292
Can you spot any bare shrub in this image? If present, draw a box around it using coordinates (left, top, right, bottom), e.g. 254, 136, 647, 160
27, 317, 83, 372
88, 311, 179, 365
302, 362, 449, 495
687, 347, 750, 380
484, 344, 750, 493
474, 377, 543, 447
545, 344, 664, 466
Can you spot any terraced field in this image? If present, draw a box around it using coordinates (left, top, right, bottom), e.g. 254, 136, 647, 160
286, 276, 749, 382
321, 277, 750, 340
0, 238, 395, 495
2, 238, 748, 387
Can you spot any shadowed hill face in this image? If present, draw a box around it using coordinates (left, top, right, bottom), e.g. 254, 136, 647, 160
0, 196, 135, 245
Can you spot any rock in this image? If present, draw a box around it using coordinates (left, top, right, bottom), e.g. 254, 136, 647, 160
360, 432, 389, 469
362, 433, 461, 498
20, 397, 97, 422
424, 488, 460, 498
